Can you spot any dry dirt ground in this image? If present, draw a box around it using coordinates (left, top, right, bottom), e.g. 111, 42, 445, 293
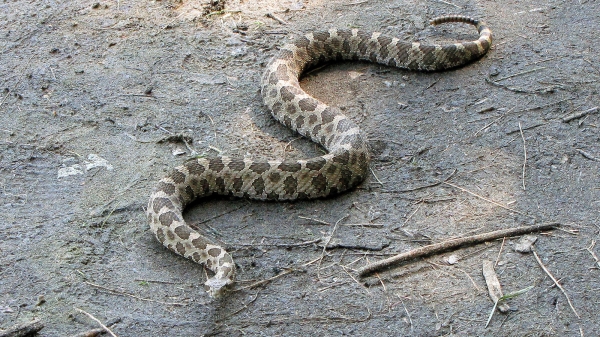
1, 0, 599, 336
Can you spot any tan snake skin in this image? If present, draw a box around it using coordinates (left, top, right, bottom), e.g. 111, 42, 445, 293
147, 15, 492, 297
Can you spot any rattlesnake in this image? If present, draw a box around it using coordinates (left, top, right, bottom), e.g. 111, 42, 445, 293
147, 15, 492, 297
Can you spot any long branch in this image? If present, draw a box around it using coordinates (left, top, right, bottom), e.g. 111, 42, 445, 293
358, 223, 559, 277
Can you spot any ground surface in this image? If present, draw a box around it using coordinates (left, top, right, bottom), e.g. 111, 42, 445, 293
1, 0, 599, 336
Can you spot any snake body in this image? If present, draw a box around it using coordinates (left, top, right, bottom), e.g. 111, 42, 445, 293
147, 15, 492, 296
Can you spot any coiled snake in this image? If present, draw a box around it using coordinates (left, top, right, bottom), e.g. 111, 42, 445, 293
147, 15, 492, 297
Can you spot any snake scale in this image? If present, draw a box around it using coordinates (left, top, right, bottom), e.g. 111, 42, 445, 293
147, 15, 492, 297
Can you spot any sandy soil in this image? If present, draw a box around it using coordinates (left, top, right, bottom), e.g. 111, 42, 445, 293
1, 0, 599, 336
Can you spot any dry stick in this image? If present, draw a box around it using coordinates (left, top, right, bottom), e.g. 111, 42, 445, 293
576, 148, 600, 162
68, 327, 106, 337
234, 256, 321, 292
494, 237, 506, 267
0, 319, 44, 337
519, 122, 527, 190
84, 281, 186, 306
532, 249, 580, 318
317, 215, 349, 282
442, 181, 534, 218
73, 307, 118, 337
435, 0, 461, 9
586, 240, 600, 268
562, 106, 598, 123
265, 12, 287, 25
492, 67, 546, 82
358, 223, 559, 276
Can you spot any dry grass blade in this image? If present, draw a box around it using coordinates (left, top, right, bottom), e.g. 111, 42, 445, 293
532, 249, 580, 318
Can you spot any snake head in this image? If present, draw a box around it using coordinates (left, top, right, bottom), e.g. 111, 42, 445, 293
204, 259, 235, 297
204, 275, 233, 298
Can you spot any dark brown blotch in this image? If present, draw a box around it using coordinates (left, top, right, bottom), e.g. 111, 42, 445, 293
295, 115, 305, 129
321, 107, 337, 124
357, 31, 371, 55
232, 177, 243, 191
249, 162, 270, 174
279, 162, 302, 172
271, 102, 283, 114
208, 157, 225, 172
276, 64, 290, 81
155, 227, 166, 243
175, 242, 186, 255
228, 159, 246, 171
336, 118, 353, 133
312, 124, 322, 137
286, 103, 298, 116
171, 169, 186, 184
278, 49, 294, 60
156, 181, 176, 195
208, 247, 222, 258
419, 45, 437, 67
313, 31, 330, 42
174, 225, 191, 240
306, 157, 327, 171
152, 197, 173, 214
184, 185, 195, 201
280, 86, 296, 102
158, 211, 180, 227
311, 173, 328, 192
283, 175, 298, 195
192, 237, 207, 250
295, 36, 310, 48
284, 115, 293, 128
377, 36, 392, 49
268, 171, 281, 183
186, 160, 206, 176
298, 98, 318, 112
252, 176, 265, 194
332, 150, 350, 164
191, 252, 202, 262
215, 177, 225, 192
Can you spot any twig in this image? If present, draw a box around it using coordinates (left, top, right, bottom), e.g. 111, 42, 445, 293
234, 256, 321, 292
68, 318, 121, 337
491, 67, 546, 82
0, 319, 44, 337
219, 291, 260, 320
358, 223, 559, 276
519, 122, 527, 190
298, 215, 331, 225
576, 149, 600, 162
265, 13, 287, 25
442, 181, 533, 218
586, 241, 600, 268
494, 237, 506, 267
385, 169, 456, 193
399, 299, 414, 332
562, 106, 598, 123
532, 249, 580, 318
68, 327, 107, 337
73, 307, 118, 337
434, 0, 461, 9
342, 0, 368, 5
84, 281, 186, 306
237, 238, 321, 248
317, 215, 349, 280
